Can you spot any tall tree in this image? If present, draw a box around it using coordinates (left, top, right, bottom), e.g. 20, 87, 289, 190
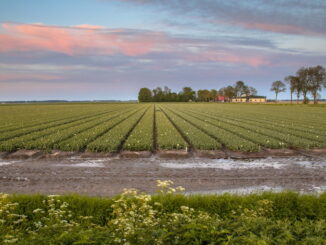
181, 87, 195, 102
249, 87, 257, 96
163, 86, 172, 102
138, 88, 152, 102
270, 81, 286, 103
152, 87, 163, 102
296, 67, 310, 104
222, 86, 236, 101
285, 75, 301, 104
307, 65, 326, 104
210, 89, 218, 101
234, 81, 246, 97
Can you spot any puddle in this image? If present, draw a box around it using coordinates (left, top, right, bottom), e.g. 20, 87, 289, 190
0, 161, 13, 166
54, 159, 106, 168
187, 185, 285, 195
186, 185, 326, 195
0, 160, 21, 166
160, 157, 326, 170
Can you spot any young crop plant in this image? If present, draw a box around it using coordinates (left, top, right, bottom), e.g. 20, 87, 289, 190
57, 109, 138, 151
87, 107, 148, 152
166, 107, 260, 152
155, 109, 187, 150
21, 113, 121, 151
123, 105, 154, 151
160, 106, 221, 150
184, 107, 324, 149
58, 108, 141, 151
180, 109, 287, 149
0, 110, 110, 142
0, 111, 120, 152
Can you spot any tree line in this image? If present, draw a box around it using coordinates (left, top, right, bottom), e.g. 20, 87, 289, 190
271, 65, 326, 104
139, 65, 326, 103
138, 81, 258, 102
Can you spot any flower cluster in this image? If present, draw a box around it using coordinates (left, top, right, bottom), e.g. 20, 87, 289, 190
156, 180, 185, 194
0, 193, 26, 244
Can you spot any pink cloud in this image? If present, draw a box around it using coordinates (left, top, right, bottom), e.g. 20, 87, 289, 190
0, 73, 63, 81
73, 24, 105, 30
237, 22, 323, 36
187, 51, 269, 67
211, 19, 324, 36
0, 23, 164, 56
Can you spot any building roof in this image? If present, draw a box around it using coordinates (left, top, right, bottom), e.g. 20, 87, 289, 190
235, 95, 266, 99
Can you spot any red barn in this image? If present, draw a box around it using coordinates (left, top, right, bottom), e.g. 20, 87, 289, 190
215, 95, 227, 102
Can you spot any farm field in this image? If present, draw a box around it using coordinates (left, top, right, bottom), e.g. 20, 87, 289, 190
0, 103, 326, 155
1, 103, 326, 244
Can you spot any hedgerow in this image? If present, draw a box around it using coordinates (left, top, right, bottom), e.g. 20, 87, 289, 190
1, 182, 325, 244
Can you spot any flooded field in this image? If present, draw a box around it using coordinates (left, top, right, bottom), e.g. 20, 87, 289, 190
0, 156, 325, 196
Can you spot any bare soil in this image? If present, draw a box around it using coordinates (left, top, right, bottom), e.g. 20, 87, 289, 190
0, 154, 325, 196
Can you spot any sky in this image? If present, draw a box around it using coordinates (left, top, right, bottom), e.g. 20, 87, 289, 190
0, 0, 325, 101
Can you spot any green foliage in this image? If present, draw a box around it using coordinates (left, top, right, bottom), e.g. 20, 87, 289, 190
156, 108, 187, 150
138, 88, 152, 102
87, 107, 148, 152
0, 103, 326, 152
123, 105, 154, 151
1, 182, 326, 244
161, 106, 222, 150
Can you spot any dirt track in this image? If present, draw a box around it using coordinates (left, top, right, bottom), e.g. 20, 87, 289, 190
0, 155, 325, 196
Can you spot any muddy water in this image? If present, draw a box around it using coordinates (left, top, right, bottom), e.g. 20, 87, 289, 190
0, 156, 325, 196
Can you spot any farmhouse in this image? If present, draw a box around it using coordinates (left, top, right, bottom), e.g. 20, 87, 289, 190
231, 95, 266, 103
215, 95, 229, 102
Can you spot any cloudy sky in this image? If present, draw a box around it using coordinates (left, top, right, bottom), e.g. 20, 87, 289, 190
0, 0, 325, 101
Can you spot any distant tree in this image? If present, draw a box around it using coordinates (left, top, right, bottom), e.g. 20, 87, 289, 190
218, 88, 225, 96
285, 75, 301, 104
242, 86, 250, 97
152, 87, 164, 102
181, 87, 195, 102
234, 81, 246, 97
170, 92, 178, 102
296, 67, 311, 104
210, 89, 218, 101
197, 90, 204, 101
249, 87, 257, 96
162, 86, 172, 101
307, 65, 326, 104
222, 86, 236, 101
138, 88, 152, 102
270, 81, 286, 103
197, 89, 211, 102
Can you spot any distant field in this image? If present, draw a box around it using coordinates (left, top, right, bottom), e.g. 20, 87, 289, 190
0, 103, 325, 153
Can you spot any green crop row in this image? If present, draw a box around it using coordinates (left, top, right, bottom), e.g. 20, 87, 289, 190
191, 104, 326, 137
165, 106, 259, 152
185, 107, 324, 149
0, 111, 120, 152
0, 109, 112, 142
0, 103, 325, 153
87, 107, 148, 152
57, 107, 142, 151
23, 115, 123, 151
123, 105, 154, 151
180, 107, 323, 149
155, 108, 187, 150
181, 109, 285, 149
0, 104, 120, 133
160, 106, 221, 150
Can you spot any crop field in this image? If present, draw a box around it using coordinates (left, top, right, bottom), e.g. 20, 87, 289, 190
0, 103, 325, 153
